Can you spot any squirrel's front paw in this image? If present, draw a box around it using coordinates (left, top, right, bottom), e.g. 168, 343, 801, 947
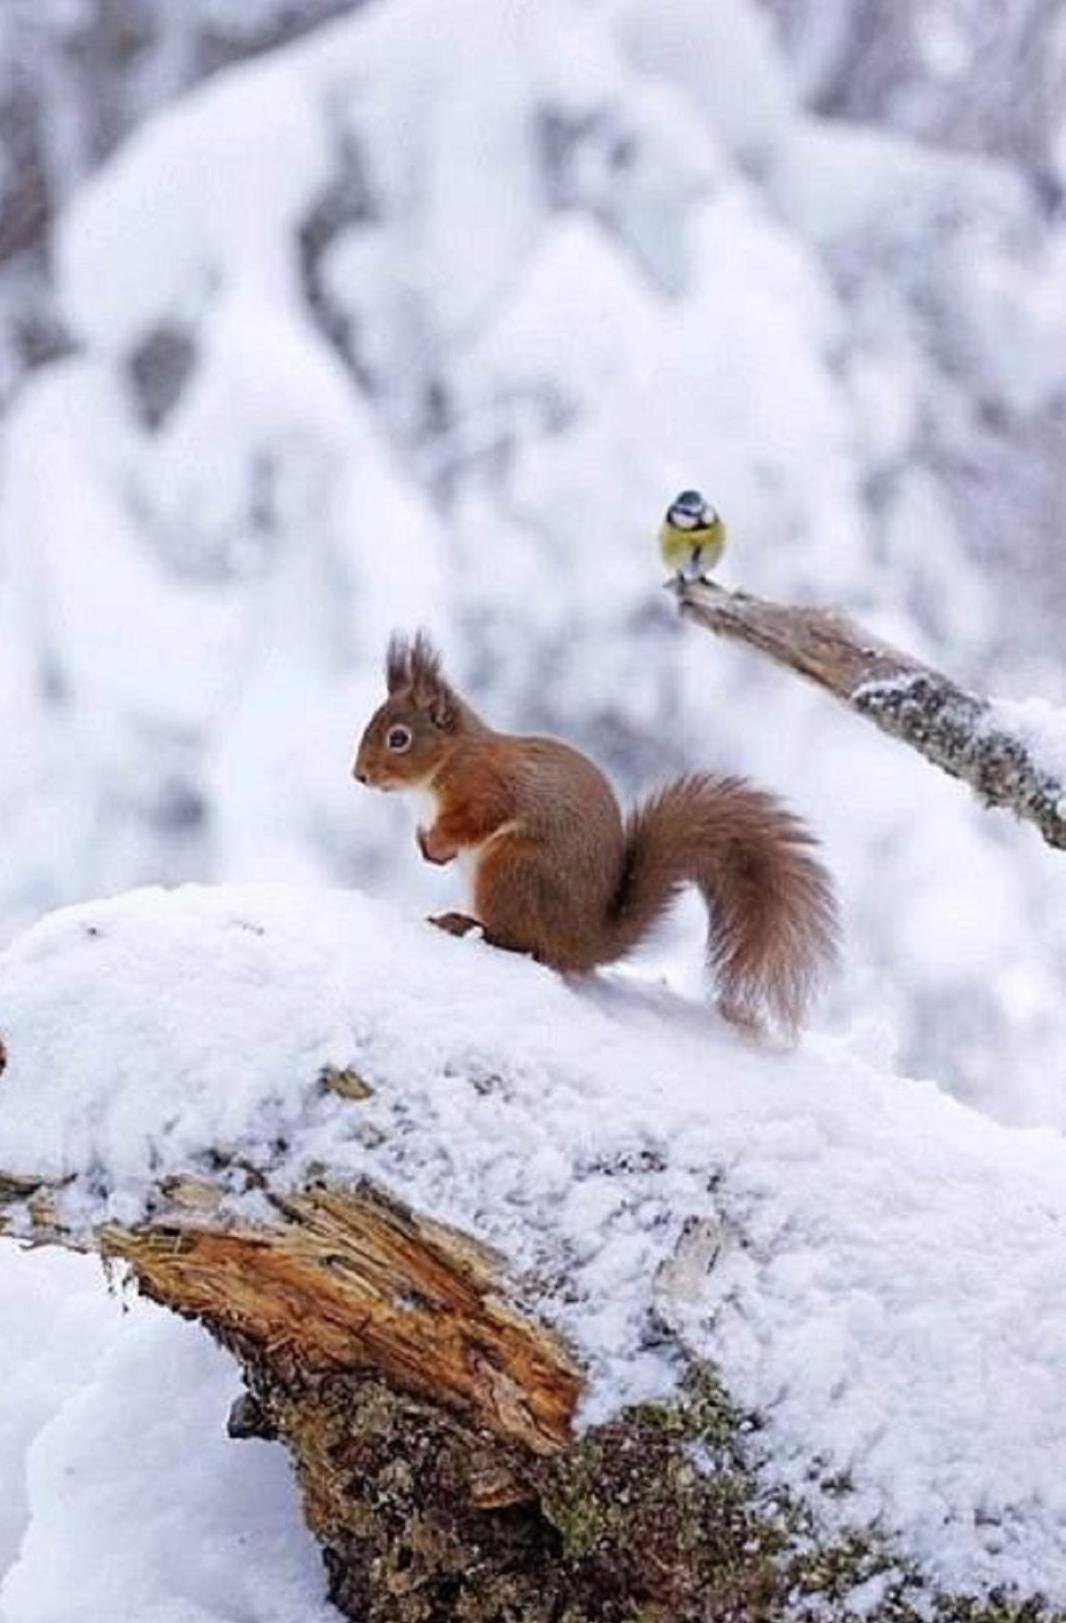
417, 826, 456, 865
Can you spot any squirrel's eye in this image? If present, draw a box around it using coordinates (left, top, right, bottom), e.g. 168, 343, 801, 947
386, 724, 413, 753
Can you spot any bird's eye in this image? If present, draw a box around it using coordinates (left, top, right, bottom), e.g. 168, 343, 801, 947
386, 724, 413, 753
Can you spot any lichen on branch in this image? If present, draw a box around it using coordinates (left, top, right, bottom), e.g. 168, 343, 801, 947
678, 579, 1066, 850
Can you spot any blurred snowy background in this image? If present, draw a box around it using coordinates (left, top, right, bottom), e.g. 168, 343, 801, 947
3, 1, 1066, 1109
2, 3, 1066, 1617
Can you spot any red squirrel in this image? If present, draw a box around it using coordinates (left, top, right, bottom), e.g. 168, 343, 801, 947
354, 632, 839, 1037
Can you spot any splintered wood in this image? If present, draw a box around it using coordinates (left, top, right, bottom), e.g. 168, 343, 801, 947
0, 1173, 581, 1455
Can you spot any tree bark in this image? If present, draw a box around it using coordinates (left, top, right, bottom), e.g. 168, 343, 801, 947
677, 579, 1066, 851
0, 1165, 589, 1617
0, 1156, 831, 1622
0, 1121, 1054, 1620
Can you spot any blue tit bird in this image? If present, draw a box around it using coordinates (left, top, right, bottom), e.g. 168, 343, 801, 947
659, 489, 727, 582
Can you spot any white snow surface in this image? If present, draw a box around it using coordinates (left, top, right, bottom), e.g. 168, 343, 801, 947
3, 882, 1066, 1608
0, 1250, 334, 1623
988, 696, 1066, 787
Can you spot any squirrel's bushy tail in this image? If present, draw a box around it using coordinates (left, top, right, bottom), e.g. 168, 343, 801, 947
607, 775, 839, 1036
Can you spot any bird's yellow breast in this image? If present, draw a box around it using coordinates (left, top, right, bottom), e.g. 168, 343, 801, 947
659, 517, 727, 573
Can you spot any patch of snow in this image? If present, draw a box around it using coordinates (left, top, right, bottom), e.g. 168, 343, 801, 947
0, 1250, 333, 1623
611, 0, 797, 164
988, 696, 1066, 786
3, 883, 1066, 1605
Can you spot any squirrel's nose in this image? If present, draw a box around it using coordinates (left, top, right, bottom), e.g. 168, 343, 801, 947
353, 764, 368, 785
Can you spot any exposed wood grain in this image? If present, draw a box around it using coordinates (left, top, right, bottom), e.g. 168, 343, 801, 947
0, 1171, 581, 1456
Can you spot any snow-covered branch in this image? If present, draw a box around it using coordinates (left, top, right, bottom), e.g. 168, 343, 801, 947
678, 579, 1066, 850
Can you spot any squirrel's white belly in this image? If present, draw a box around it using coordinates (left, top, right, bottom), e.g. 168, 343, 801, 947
406, 783, 482, 905
460, 823, 521, 887
456, 846, 481, 896
406, 783, 521, 907
409, 786, 439, 828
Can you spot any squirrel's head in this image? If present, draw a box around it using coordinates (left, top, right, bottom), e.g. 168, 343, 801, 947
353, 631, 462, 791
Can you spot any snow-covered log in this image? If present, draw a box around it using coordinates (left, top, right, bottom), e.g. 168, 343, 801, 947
2, 885, 1066, 1620
678, 578, 1066, 851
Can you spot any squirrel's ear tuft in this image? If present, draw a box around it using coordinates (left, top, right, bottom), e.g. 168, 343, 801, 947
385, 632, 412, 694
408, 629, 442, 692
385, 630, 459, 730
386, 629, 441, 693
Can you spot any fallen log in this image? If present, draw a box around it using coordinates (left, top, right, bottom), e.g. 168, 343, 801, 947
2, 884, 1066, 1621
0, 1151, 832, 1622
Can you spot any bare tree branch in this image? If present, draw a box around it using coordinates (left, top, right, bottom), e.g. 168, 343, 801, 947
677, 579, 1066, 851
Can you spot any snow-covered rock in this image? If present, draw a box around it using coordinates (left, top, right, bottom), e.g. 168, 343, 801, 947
2, 881, 1066, 1609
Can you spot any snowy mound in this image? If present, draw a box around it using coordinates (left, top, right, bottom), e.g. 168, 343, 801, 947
2, 883, 1066, 1604
4, 0, 1066, 1127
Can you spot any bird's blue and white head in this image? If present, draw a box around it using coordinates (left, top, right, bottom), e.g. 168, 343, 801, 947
666, 489, 717, 531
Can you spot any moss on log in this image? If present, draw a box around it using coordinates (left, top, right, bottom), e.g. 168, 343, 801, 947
1, 1168, 1063, 1620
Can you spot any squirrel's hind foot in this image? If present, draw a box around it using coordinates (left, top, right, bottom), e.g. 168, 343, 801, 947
428, 910, 483, 939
